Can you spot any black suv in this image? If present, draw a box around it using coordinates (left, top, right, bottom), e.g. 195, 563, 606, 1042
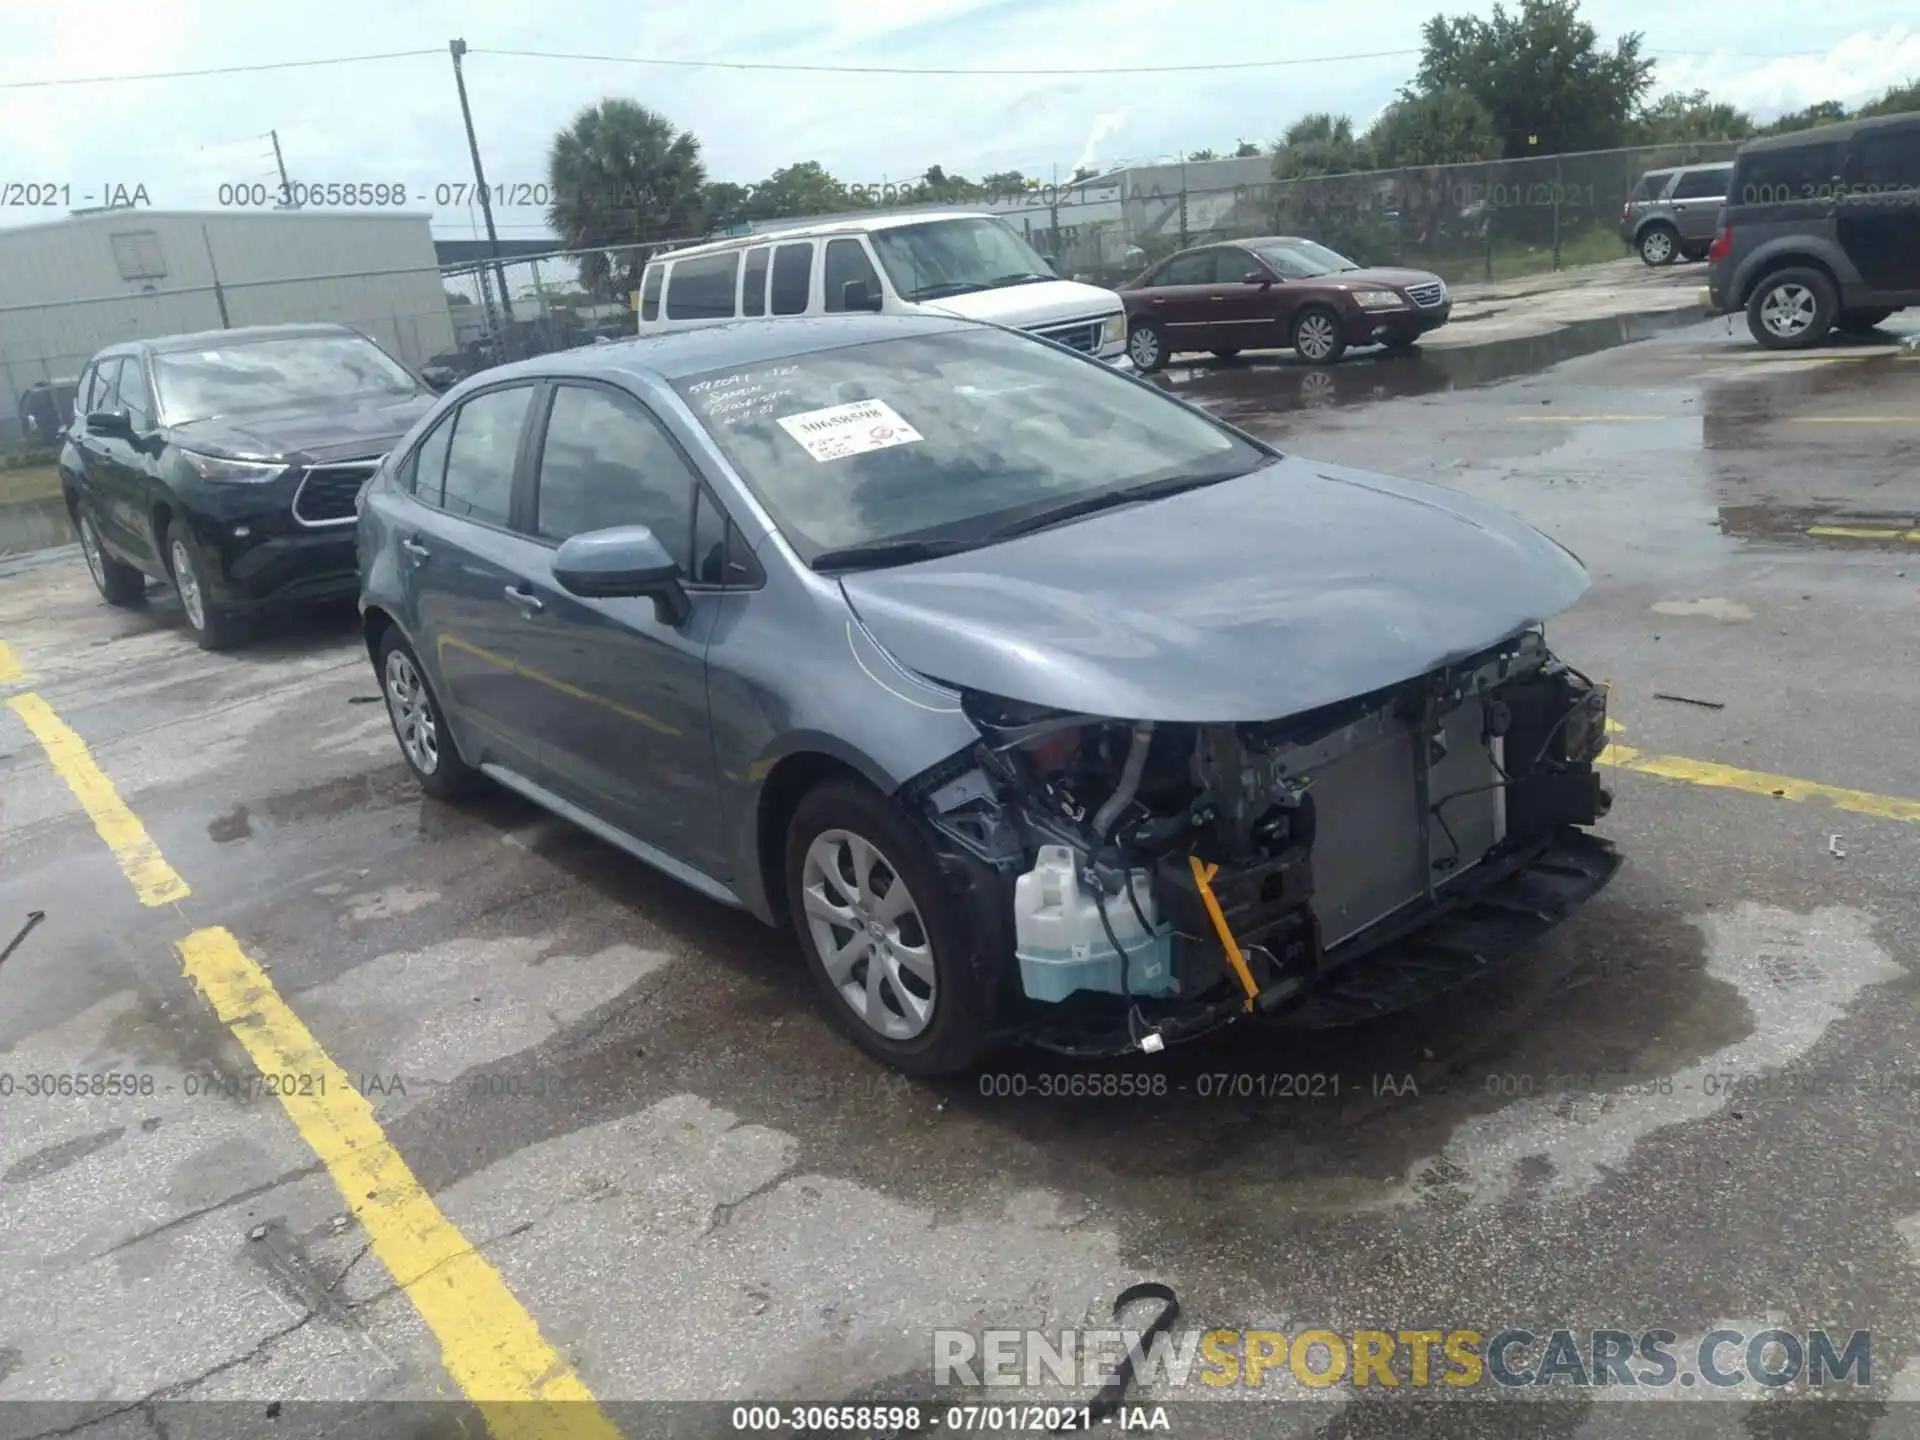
1705, 113, 1920, 349
60, 323, 437, 648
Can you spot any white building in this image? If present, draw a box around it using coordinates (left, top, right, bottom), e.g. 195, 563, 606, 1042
0, 209, 458, 406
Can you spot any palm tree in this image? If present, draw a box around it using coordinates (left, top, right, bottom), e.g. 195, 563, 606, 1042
547, 99, 707, 296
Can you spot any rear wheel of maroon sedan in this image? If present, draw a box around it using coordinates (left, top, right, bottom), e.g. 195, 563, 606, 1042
785, 778, 992, 1075
1291, 305, 1347, 364
1127, 319, 1167, 372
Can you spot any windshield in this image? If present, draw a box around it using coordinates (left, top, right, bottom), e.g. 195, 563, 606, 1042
152, 334, 420, 424
674, 328, 1267, 563
1254, 239, 1360, 279
869, 218, 1057, 302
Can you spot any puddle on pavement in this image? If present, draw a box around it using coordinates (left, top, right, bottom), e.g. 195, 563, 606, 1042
0, 496, 75, 557
1158, 307, 1708, 427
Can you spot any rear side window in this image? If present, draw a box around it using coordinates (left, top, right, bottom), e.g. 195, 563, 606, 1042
1844, 128, 1920, 191
824, 238, 882, 312
1671, 167, 1730, 199
1631, 172, 1671, 202
666, 252, 740, 320
1734, 143, 1844, 204
439, 385, 533, 526
769, 242, 813, 315
639, 265, 663, 322
741, 247, 770, 317
1156, 251, 1216, 285
403, 413, 455, 503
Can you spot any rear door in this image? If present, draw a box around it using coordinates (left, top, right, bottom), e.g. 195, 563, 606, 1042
67, 359, 124, 540
1838, 125, 1920, 298
1669, 166, 1732, 242
1145, 249, 1227, 351
508, 379, 725, 869
399, 381, 548, 773
90, 357, 165, 568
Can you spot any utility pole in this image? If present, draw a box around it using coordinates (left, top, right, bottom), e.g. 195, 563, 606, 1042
448, 38, 515, 340
269, 130, 294, 206
201, 226, 231, 328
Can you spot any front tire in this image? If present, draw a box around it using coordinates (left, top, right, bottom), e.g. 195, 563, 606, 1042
1638, 224, 1679, 266
76, 506, 146, 608
1746, 267, 1837, 351
376, 629, 482, 800
784, 778, 992, 1075
163, 525, 248, 650
1291, 305, 1347, 364
1127, 319, 1167, 372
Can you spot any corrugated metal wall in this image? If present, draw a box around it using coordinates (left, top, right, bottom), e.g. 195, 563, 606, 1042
0, 212, 458, 407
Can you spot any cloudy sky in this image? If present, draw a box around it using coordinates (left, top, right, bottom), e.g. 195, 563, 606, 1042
4, 0, 1918, 240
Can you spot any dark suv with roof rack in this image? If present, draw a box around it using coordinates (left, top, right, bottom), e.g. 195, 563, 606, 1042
1704, 113, 1920, 349
59, 322, 437, 648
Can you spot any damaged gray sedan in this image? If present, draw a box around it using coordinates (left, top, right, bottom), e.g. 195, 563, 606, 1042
358, 312, 1618, 1075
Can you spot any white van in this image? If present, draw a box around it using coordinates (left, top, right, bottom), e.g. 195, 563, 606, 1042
635, 210, 1131, 367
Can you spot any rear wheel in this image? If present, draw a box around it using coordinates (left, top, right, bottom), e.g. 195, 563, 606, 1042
1127, 319, 1167, 372
76, 507, 146, 608
1638, 224, 1679, 266
163, 524, 249, 650
1746, 267, 1837, 350
1291, 305, 1347, 364
377, 629, 482, 800
784, 778, 993, 1075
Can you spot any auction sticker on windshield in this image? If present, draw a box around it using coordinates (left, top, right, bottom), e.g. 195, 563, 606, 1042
776, 399, 924, 462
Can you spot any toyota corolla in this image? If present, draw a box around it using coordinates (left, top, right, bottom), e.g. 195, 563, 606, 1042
357, 313, 1618, 1074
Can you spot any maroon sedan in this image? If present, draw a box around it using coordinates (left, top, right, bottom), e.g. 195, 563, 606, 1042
1118, 237, 1452, 370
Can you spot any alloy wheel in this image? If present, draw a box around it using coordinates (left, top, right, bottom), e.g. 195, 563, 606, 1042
1760, 283, 1817, 340
170, 538, 206, 631
384, 649, 441, 776
800, 828, 935, 1041
1127, 325, 1162, 369
1296, 313, 1337, 362
1641, 229, 1674, 264
79, 515, 106, 591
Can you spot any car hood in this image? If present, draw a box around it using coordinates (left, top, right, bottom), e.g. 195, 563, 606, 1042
165, 393, 435, 464
918, 279, 1121, 328
1316, 267, 1446, 293
838, 456, 1588, 723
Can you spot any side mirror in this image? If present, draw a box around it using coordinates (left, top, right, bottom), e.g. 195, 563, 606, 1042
1243, 270, 1273, 287
86, 409, 134, 440
420, 366, 455, 393
551, 524, 690, 626
1040, 254, 1061, 275
841, 278, 884, 313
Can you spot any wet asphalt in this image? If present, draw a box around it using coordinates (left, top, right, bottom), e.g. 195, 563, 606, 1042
2, 313, 1919, 1439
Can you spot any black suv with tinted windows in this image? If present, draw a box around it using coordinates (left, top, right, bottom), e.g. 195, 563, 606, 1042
59, 323, 437, 649
1705, 113, 1920, 349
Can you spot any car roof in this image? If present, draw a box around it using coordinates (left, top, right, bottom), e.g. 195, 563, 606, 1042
477, 313, 983, 385
1738, 109, 1920, 155
113, 323, 365, 357
655, 210, 1012, 263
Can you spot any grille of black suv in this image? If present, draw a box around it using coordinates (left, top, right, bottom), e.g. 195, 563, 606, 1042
292, 460, 383, 526
1407, 282, 1446, 309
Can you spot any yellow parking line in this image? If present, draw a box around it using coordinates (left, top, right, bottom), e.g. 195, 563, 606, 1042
5, 692, 190, 906
0, 640, 23, 685
1808, 525, 1920, 542
179, 929, 621, 1437
1599, 742, 1920, 822
3, 680, 620, 1438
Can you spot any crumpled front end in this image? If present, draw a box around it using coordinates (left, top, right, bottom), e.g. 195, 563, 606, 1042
902, 627, 1620, 1056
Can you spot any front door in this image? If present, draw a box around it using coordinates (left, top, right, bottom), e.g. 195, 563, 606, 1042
511, 379, 725, 871
1203, 249, 1287, 350
1838, 127, 1920, 297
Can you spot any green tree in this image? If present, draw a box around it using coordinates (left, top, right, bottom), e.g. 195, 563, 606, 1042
1858, 78, 1920, 118
1365, 87, 1501, 166
546, 99, 705, 295
1233, 140, 1263, 158
1757, 99, 1851, 136
1271, 112, 1368, 179
980, 170, 1032, 197
747, 161, 855, 218
1633, 89, 1754, 144
1414, 0, 1655, 155
1188, 148, 1218, 162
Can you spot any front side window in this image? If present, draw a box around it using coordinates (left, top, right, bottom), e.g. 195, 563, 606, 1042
824, 239, 882, 312
868, 217, 1053, 302
1253, 239, 1359, 279
151, 333, 419, 425
673, 327, 1265, 563
533, 384, 697, 559
115, 358, 155, 431
439, 385, 533, 526
76, 361, 110, 416
665, 252, 741, 320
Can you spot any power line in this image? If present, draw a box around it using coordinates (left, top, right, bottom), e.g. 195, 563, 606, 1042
0, 49, 440, 90
467, 45, 1427, 75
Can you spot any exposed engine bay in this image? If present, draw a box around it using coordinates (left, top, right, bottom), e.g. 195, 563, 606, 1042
906, 627, 1618, 1056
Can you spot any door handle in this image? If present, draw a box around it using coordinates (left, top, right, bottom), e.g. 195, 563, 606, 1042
504, 584, 544, 615
1209, 295, 1226, 302
401, 536, 430, 559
